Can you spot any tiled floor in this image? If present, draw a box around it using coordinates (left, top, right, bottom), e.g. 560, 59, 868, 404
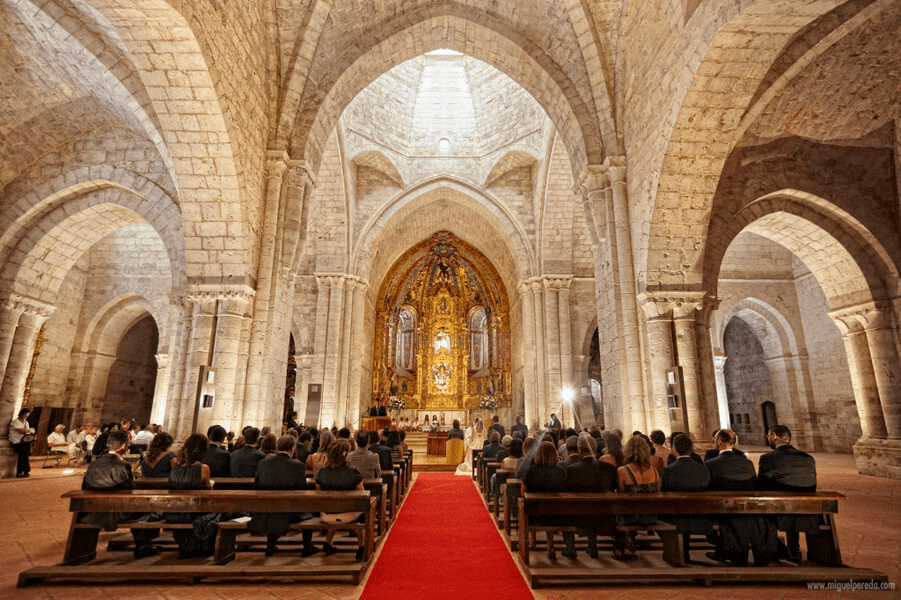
1, 451, 897, 599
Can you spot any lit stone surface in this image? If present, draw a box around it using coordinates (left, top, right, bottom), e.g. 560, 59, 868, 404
0, 1, 898, 481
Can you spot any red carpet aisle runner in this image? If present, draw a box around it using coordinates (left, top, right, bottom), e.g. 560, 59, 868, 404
361, 473, 532, 599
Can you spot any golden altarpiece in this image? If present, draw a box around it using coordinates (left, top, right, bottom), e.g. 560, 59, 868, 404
372, 232, 511, 412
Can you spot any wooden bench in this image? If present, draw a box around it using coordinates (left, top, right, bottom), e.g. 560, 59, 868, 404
18, 489, 376, 586
516, 490, 889, 588
135, 477, 389, 536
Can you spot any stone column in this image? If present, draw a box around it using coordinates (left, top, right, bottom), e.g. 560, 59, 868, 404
346, 279, 369, 430
712, 354, 730, 429
639, 294, 674, 432
831, 309, 887, 438
241, 153, 288, 429
542, 278, 562, 422
557, 278, 574, 427
517, 281, 538, 430
150, 353, 170, 425
335, 278, 356, 428
605, 160, 648, 435
530, 279, 548, 424
321, 275, 347, 427
862, 306, 901, 437
164, 300, 193, 434
80, 353, 118, 418
0, 306, 52, 478
173, 293, 217, 439
0, 302, 25, 387
671, 293, 707, 438
210, 289, 254, 431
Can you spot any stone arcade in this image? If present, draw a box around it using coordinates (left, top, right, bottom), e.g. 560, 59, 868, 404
0, 0, 899, 478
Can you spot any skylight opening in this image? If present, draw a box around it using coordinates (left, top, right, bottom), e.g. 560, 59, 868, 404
425, 48, 463, 56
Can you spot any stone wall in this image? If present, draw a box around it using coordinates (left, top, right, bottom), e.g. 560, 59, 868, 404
794, 261, 861, 452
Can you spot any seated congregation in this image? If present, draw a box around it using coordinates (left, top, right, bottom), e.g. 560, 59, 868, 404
72, 420, 406, 562
482, 423, 823, 567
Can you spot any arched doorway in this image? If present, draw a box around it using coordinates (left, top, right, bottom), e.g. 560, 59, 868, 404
101, 315, 159, 425
761, 401, 778, 438
372, 232, 511, 419
587, 327, 603, 428
723, 316, 776, 446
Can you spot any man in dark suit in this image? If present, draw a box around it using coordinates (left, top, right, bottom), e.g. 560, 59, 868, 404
662, 433, 712, 561
758, 425, 817, 562
230, 427, 265, 477
286, 411, 300, 433
82, 430, 159, 558
488, 415, 505, 437
559, 435, 581, 468
295, 431, 313, 464
369, 398, 387, 417
705, 429, 776, 566
204, 425, 231, 477
368, 430, 393, 471
348, 429, 381, 478
481, 431, 504, 460
511, 415, 528, 439
250, 435, 317, 556
561, 433, 617, 559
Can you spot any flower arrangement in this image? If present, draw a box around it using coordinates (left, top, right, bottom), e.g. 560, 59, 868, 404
387, 396, 406, 413
478, 395, 498, 411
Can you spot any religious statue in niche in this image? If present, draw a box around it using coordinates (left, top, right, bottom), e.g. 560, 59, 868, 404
433, 363, 451, 393
434, 329, 451, 353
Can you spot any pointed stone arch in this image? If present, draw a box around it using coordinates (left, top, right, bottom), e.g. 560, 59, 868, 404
281, 10, 612, 183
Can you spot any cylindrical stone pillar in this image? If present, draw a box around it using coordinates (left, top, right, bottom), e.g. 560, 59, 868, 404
864, 318, 901, 438
543, 280, 562, 423
0, 309, 49, 478
712, 354, 730, 429
518, 282, 537, 430
0, 303, 25, 388
530, 280, 548, 425
842, 325, 887, 438
211, 292, 252, 431
165, 301, 193, 435
150, 353, 170, 425
673, 297, 706, 438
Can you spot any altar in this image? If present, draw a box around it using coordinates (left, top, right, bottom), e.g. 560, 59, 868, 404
415, 409, 468, 429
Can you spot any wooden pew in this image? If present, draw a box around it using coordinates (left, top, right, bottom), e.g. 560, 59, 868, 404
470, 448, 481, 481
503, 478, 523, 549
516, 490, 889, 588
136, 477, 388, 537
491, 468, 515, 528
18, 489, 376, 587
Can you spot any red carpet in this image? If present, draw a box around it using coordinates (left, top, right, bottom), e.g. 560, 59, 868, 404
361, 473, 532, 599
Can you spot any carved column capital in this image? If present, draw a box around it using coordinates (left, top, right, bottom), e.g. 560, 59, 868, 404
829, 301, 891, 334
4, 294, 56, 321
602, 155, 627, 185
639, 291, 708, 320
542, 275, 573, 291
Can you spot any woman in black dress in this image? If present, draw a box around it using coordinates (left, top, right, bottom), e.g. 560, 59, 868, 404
140, 432, 175, 478
315, 439, 364, 559
167, 433, 213, 557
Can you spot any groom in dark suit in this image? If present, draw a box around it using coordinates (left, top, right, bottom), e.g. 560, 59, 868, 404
250, 435, 318, 556
662, 433, 711, 561
706, 429, 777, 566
757, 425, 817, 562
369, 398, 387, 416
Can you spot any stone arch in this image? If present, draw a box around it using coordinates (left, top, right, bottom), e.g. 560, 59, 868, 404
484, 151, 537, 189
0, 165, 184, 284
350, 151, 404, 188
640, 0, 891, 291
79, 295, 159, 359
72, 0, 250, 281
703, 190, 900, 310
713, 297, 799, 359
352, 177, 534, 296
67, 294, 159, 422
282, 11, 610, 183
0, 187, 178, 306
5, 0, 174, 184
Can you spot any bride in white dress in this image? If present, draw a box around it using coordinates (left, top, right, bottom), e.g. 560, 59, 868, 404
455, 418, 487, 475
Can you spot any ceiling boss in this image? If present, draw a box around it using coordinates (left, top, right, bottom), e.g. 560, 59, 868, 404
373, 232, 511, 411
